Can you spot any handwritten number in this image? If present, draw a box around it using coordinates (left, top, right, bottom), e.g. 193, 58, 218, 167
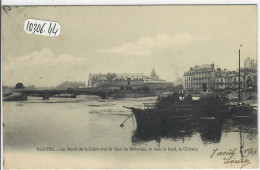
48, 23, 52, 35
52, 23, 58, 36
26, 21, 30, 31
33, 24, 37, 34
29, 23, 33, 32
40, 23, 45, 33
25, 19, 59, 36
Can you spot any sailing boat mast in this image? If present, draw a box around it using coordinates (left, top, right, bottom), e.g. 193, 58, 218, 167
238, 49, 241, 100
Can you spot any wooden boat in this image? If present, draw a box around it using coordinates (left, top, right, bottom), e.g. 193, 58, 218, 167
131, 105, 196, 131
124, 92, 227, 131
229, 102, 254, 116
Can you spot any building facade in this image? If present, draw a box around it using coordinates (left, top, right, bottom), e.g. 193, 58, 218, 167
183, 69, 193, 92
111, 73, 145, 89
244, 57, 257, 70
184, 60, 257, 93
184, 64, 216, 93
88, 73, 108, 87
88, 69, 170, 90
215, 70, 242, 91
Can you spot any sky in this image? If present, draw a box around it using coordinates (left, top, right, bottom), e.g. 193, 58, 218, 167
2, 5, 257, 87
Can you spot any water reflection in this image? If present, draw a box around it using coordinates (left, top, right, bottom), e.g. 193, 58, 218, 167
231, 115, 258, 161
132, 116, 197, 144
199, 118, 223, 144
132, 113, 257, 146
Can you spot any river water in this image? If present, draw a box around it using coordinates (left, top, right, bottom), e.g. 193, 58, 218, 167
3, 95, 258, 168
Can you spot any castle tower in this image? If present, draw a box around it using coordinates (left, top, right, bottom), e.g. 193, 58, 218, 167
150, 68, 159, 79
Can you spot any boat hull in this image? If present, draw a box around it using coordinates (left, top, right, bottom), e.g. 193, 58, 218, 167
229, 105, 254, 116
132, 108, 196, 132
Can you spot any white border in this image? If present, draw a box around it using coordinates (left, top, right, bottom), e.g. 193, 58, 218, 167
1, 0, 259, 5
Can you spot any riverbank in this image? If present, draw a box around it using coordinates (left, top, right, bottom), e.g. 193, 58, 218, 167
3, 92, 27, 101
109, 91, 157, 99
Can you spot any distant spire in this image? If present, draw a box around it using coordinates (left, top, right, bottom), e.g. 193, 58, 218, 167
150, 68, 159, 79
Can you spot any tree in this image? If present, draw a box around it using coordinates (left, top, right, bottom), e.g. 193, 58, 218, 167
143, 86, 150, 92
15, 83, 24, 89
67, 88, 74, 91
106, 73, 117, 81
173, 84, 184, 90
28, 85, 36, 90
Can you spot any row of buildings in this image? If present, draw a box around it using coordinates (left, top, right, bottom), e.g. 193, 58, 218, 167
183, 57, 257, 93
88, 69, 173, 90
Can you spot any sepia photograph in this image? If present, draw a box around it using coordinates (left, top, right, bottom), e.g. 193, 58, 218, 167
1, 5, 258, 169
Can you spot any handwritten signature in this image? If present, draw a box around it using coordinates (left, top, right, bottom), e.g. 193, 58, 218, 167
210, 148, 257, 169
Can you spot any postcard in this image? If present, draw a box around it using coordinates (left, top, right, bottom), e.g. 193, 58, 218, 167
2, 5, 258, 169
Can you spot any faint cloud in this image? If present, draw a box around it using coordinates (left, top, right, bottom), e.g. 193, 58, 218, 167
3, 48, 90, 86
97, 33, 202, 56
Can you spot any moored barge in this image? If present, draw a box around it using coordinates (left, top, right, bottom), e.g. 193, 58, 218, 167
125, 92, 228, 131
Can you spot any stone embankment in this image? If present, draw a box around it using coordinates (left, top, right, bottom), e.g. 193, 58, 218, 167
3, 92, 28, 101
